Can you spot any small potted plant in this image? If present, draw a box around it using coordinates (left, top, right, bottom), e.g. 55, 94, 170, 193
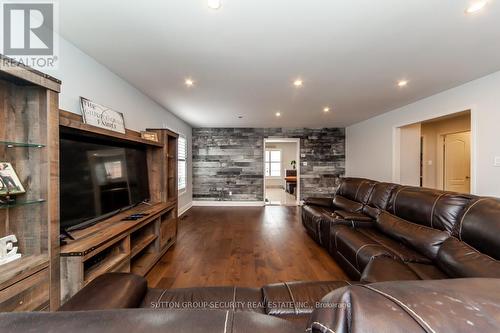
290, 160, 296, 170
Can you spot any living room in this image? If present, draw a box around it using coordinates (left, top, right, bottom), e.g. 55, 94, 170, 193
0, 1, 499, 332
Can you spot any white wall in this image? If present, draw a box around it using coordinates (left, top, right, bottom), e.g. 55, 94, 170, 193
397, 123, 421, 186
346, 70, 500, 197
46, 38, 193, 210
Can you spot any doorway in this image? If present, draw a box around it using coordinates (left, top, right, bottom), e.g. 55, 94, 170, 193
395, 110, 472, 193
263, 138, 300, 206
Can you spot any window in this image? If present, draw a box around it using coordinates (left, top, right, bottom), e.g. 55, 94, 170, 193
265, 149, 281, 177
178, 135, 187, 194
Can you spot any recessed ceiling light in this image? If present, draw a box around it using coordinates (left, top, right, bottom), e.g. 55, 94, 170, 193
397, 80, 408, 87
465, 1, 488, 14
293, 79, 303, 87
238, 115, 243, 119
184, 78, 195, 87
208, 0, 222, 10
323, 107, 330, 112
275, 112, 281, 117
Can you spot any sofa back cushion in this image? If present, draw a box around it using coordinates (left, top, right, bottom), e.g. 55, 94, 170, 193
453, 197, 500, 259
388, 187, 474, 233
332, 195, 363, 213
376, 212, 449, 260
362, 183, 400, 218
337, 178, 373, 202
436, 237, 500, 278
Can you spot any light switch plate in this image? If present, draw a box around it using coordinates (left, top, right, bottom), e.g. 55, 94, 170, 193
494, 156, 500, 167
303, 162, 308, 166
301, 154, 306, 158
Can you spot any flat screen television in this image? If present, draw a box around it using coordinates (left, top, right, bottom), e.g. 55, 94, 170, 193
60, 129, 150, 233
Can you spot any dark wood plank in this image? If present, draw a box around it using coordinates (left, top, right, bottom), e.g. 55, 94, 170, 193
146, 206, 347, 289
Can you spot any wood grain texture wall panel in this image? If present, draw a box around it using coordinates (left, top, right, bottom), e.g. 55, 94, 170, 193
193, 128, 345, 201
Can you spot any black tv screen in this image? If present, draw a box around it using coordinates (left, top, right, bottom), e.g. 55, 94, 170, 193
60, 130, 150, 232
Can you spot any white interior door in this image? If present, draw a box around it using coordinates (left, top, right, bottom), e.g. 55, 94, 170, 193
444, 132, 471, 193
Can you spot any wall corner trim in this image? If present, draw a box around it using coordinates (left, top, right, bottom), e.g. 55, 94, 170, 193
179, 201, 194, 216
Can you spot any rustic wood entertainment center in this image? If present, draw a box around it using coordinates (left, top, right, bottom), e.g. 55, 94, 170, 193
59, 111, 179, 302
0, 57, 178, 310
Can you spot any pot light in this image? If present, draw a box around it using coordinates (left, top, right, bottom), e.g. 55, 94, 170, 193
275, 112, 281, 117
323, 107, 330, 112
465, 1, 488, 14
293, 79, 303, 87
397, 80, 408, 87
208, 0, 222, 10
184, 78, 195, 87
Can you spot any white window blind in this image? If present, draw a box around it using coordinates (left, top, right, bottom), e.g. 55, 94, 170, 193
265, 150, 281, 177
178, 136, 187, 193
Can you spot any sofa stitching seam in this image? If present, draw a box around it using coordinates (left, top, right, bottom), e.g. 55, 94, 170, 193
311, 321, 336, 333
355, 244, 382, 270
336, 251, 360, 274
430, 193, 446, 228
361, 285, 436, 333
283, 282, 299, 315
458, 198, 487, 240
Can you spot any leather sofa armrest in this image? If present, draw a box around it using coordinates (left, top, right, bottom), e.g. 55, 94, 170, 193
303, 197, 334, 208
59, 273, 147, 311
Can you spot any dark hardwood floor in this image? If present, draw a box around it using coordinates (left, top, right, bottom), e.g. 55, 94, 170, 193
146, 206, 347, 289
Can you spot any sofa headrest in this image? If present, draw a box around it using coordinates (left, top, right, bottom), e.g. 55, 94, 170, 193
388, 187, 474, 232
366, 183, 400, 210
337, 178, 376, 203
454, 197, 500, 259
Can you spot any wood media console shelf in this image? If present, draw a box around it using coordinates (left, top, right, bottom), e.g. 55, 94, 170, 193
60, 201, 177, 302
58, 112, 179, 303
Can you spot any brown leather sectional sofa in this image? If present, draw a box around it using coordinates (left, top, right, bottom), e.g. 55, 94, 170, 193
1, 177, 499, 332
302, 177, 500, 282
2, 273, 499, 332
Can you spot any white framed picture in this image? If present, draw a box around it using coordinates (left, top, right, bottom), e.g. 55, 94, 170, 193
0, 162, 25, 196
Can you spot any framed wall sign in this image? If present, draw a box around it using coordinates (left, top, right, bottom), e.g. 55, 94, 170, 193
80, 97, 126, 134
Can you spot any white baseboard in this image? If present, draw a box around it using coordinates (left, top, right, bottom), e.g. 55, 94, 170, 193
178, 202, 193, 216
192, 201, 265, 207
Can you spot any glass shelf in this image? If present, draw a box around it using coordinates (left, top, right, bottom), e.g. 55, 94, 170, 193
0, 198, 46, 209
0, 141, 45, 148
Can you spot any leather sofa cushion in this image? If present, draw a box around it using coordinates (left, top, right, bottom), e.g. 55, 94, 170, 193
262, 281, 351, 317
301, 205, 335, 245
436, 237, 500, 278
354, 180, 377, 204
303, 197, 334, 208
141, 286, 265, 313
334, 210, 372, 222
309, 278, 500, 333
337, 178, 369, 201
360, 257, 420, 283
405, 263, 448, 280
365, 183, 400, 210
59, 273, 147, 311
389, 187, 473, 233
1, 309, 303, 333
358, 228, 431, 264
332, 195, 363, 213
454, 197, 500, 259
376, 211, 449, 260
330, 225, 395, 273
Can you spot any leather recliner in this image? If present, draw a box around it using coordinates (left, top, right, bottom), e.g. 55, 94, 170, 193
301, 177, 500, 282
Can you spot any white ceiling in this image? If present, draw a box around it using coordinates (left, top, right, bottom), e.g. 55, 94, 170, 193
59, 0, 500, 128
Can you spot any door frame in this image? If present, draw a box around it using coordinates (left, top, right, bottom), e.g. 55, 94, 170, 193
440, 130, 471, 192
392, 109, 477, 194
263, 138, 300, 206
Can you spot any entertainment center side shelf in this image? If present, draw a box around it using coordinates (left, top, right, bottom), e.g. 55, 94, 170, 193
58, 111, 179, 303
0, 56, 61, 311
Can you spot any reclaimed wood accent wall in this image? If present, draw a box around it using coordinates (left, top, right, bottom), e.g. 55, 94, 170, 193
192, 128, 345, 201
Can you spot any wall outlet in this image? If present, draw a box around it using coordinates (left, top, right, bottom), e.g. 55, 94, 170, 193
301, 153, 306, 158
303, 162, 308, 166
494, 156, 500, 167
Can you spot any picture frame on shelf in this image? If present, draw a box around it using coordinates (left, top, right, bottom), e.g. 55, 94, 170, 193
0, 162, 25, 196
